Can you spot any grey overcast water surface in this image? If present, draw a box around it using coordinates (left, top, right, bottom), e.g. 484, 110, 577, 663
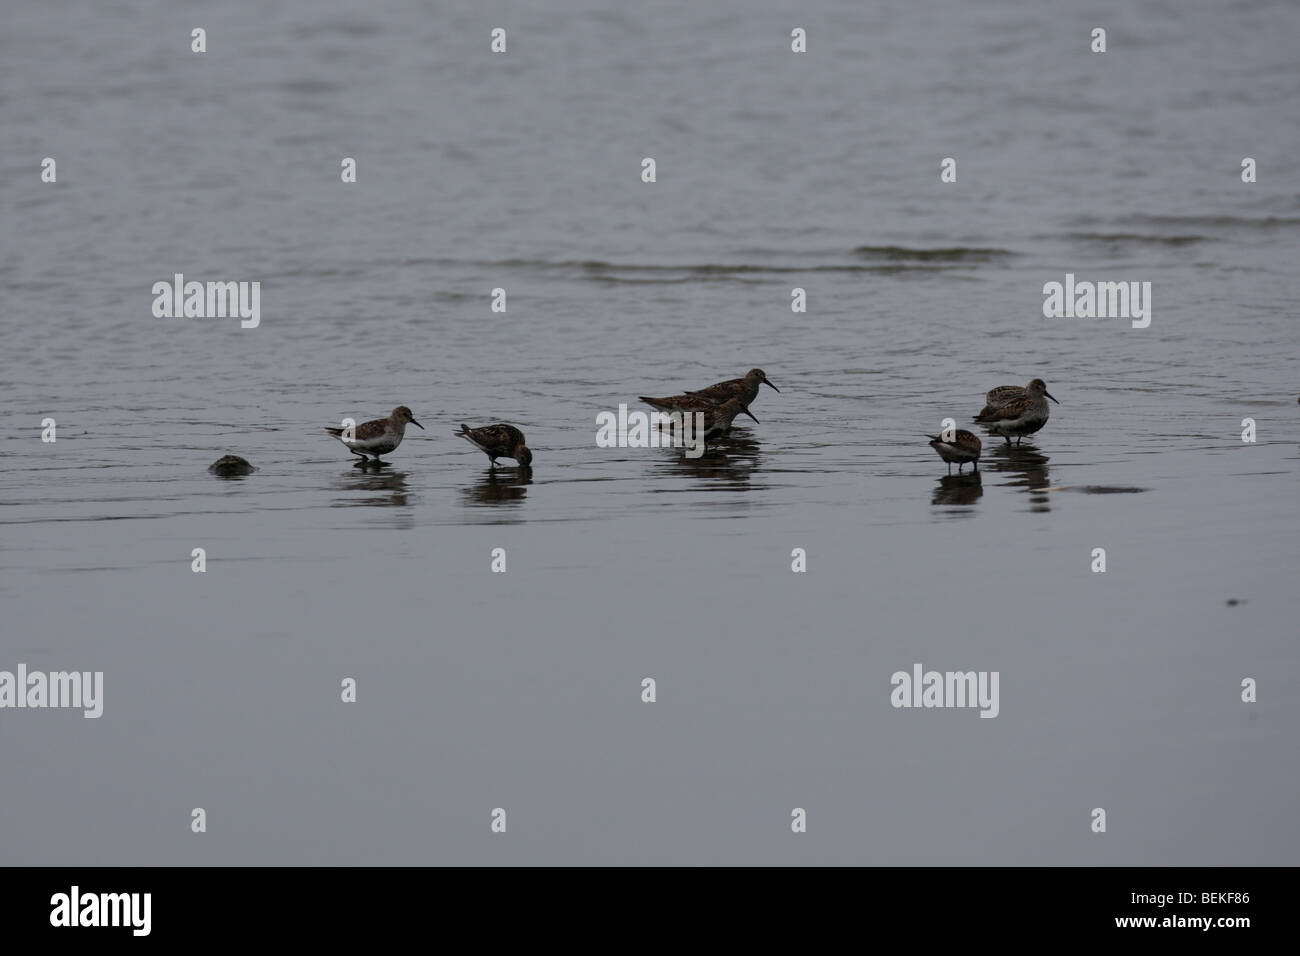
3, 0, 1299, 865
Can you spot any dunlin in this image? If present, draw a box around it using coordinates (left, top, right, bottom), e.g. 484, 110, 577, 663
926, 430, 981, 474
324, 405, 423, 462
973, 379, 1058, 444
639, 392, 760, 424
686, 368, 780, 406
699, 397, 751, 441
655, 397, 750, 444
975, 378, 1060, 419
457, 423, 532, 468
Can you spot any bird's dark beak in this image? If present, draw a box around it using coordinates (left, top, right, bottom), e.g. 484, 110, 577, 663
763, 379, 780, 392
742, 407, 760, 424
1045, 392, 1059, 404
411, 419, 425, 429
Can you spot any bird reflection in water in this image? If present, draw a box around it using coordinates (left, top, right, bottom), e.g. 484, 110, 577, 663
662, 432, 762, 489
987, 441, 1052, 512
932, 471, 983, 507
462, 466, 532, 507
334, 464, 411, 509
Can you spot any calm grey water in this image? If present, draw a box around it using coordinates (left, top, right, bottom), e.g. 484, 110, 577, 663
3, 0, 1298, 865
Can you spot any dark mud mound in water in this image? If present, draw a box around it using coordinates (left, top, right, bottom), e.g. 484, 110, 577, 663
209, 455, 255, 477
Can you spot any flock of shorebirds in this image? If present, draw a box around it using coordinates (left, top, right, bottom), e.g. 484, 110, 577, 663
289, 368, 1056, 476
311, 368, 782, 470
927, 378, 1060, 474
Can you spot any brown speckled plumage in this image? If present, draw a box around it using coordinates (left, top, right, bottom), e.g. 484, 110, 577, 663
686, 368, 779, 406
640, 393, 760, 424
983, 384, 1028, 409
457, 423, 532, 467
699, 397, 750, 439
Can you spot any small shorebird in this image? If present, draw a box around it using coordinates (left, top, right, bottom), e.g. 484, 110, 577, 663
699, 397, 750, 441
324, 405, 423, 462
686, 368, 780, 407
973, 379, 1059, 444
926, 430, 982, 474
639, 392, 760, 424
457, 423, 532, 468
975, 378, 1060, 418
658, 397, 750, 444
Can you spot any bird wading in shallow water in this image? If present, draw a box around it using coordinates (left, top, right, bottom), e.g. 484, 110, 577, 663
639, 392, 760, 424
973, 379, 1059, 445
325, 406, 423, 462
926, 429, 982, 474
457, 423, 532, 469
698, 397, 751, 441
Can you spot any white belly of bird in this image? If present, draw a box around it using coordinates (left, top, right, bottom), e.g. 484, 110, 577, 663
988, 411, 1046, 436
342, 431, 399, 454
933, 441, 977, 463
